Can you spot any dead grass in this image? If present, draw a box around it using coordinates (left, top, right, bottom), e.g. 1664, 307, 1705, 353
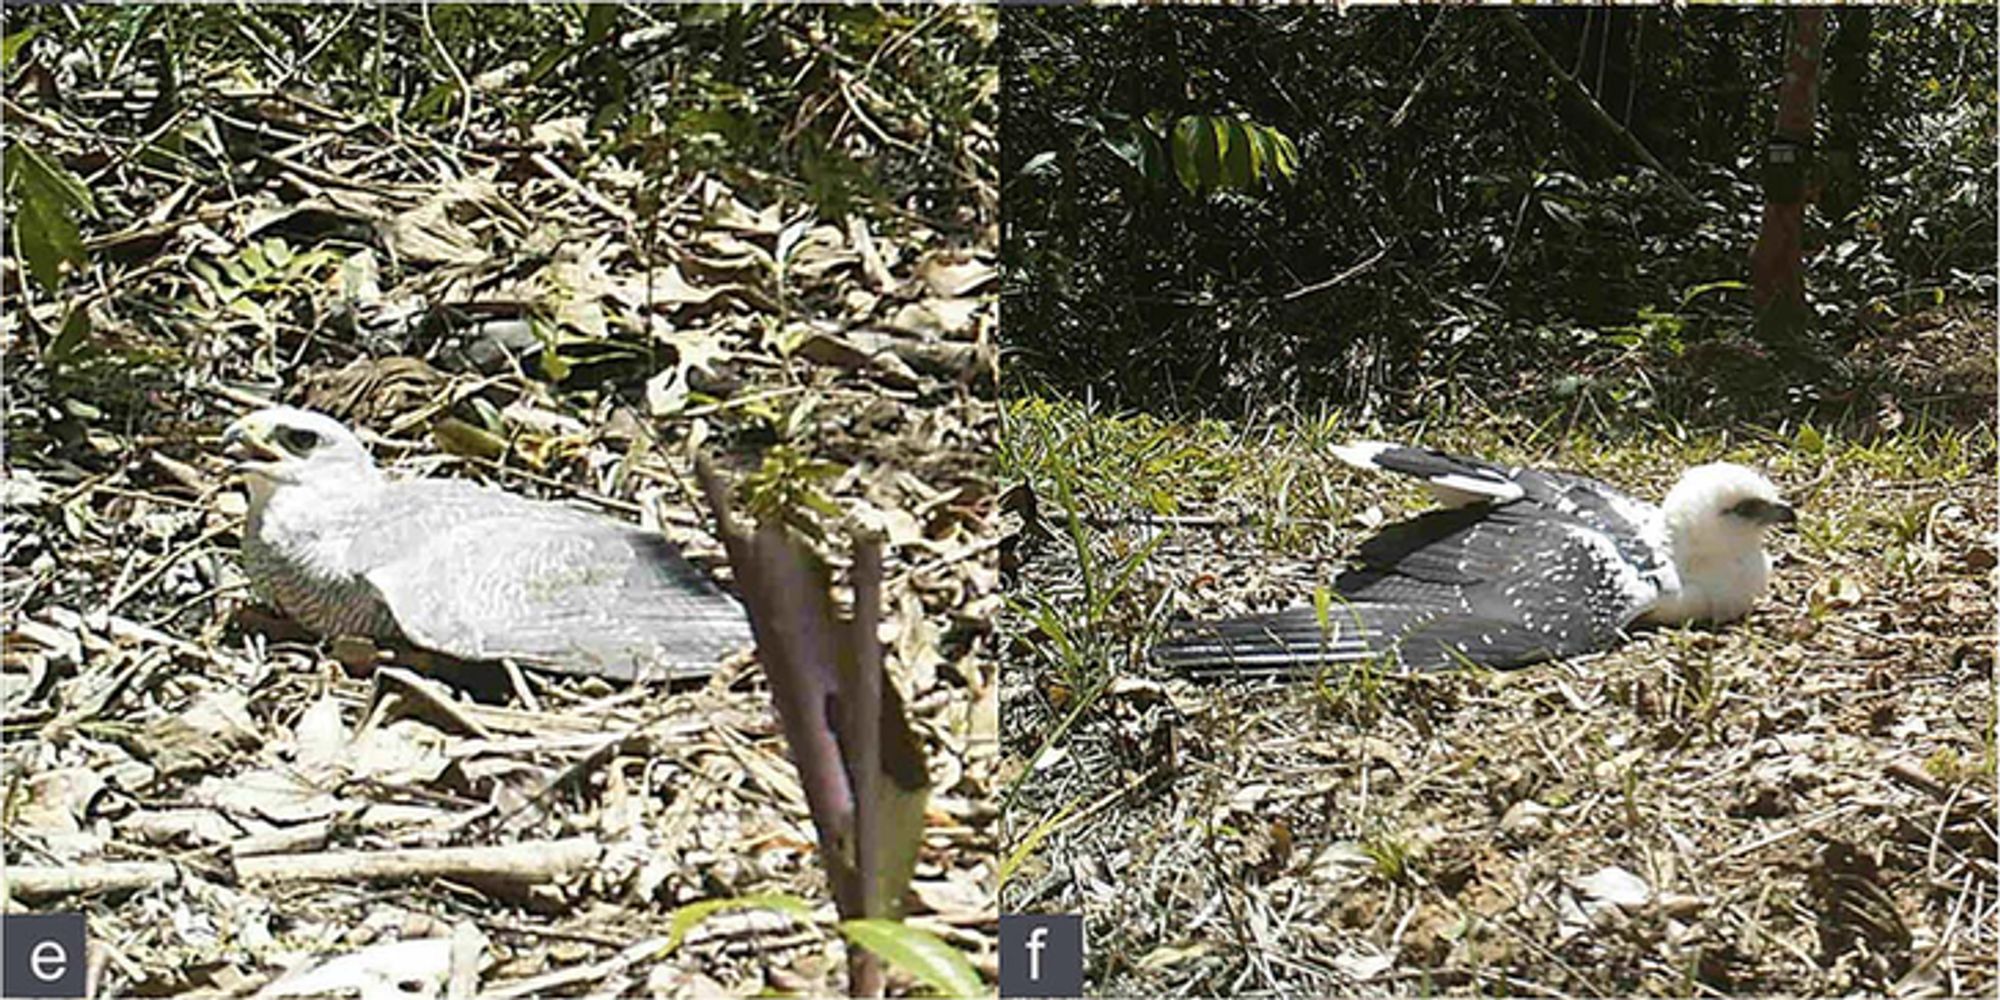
998, 335, 1996, 995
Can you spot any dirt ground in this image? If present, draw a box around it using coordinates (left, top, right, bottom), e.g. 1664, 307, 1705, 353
998, 315, 1996, 996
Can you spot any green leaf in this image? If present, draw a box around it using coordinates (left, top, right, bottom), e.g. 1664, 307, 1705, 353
537, 341, 571, 382
2, 26, 39, 69
1099, 533, 1165, 620
1678, 279, 1749, 308
525, 41, 570, 86
8, 143, 94, 293
16, 195, 74, 292
998, 796, 1079, 887
660, 894, 816, 956
45, 305, 90, 368
838, 919, 984, 998
680, 4, 734, 27
187, 259, 222, 293
1027, 599, 1076, 665
1170, 115, 1202, 194
1100, 134, 1136, 176
583, 2, 618, 46
1020, 149, 1060, 179
1795, 422, 1825, 456
1243, 123, 1268, 186
1194, 116, 1225, 192
1222, 119, 1254, 191
240, 241, 270, 277
409, 80, 458, 122
431, 417, 508, 461
13, 144, 95, 216
1136, 128, 1167, 186
1271, 130, 1301, 180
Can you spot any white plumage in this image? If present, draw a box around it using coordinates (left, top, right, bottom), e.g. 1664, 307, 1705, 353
224, 407, 753, 680
1155, 442, 1795, 678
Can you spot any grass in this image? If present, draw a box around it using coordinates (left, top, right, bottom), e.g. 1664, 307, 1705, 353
997, 389, 1996, 996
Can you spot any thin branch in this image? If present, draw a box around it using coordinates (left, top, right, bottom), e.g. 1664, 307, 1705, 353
1501, 11, 1696, 205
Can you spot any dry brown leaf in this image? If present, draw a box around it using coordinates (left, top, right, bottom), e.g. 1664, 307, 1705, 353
381, 202, 488, 266
914, 254, 995, 299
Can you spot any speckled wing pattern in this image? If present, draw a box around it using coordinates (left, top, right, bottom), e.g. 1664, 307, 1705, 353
1155, 446, 1675, 679
344, 481, 752, 680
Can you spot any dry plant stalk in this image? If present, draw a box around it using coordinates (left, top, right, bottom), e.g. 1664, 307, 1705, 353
697, 458, 931, 998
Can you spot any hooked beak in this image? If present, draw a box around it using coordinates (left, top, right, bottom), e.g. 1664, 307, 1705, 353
222, 417, 286, 470
1763, 502, 1798, 527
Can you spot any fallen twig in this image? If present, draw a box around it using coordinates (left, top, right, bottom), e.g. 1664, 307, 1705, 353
7, 861, 183, 900
234, 837, 602, 885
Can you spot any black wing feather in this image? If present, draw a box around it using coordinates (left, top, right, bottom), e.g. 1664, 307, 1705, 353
1157, 491, 1659, 679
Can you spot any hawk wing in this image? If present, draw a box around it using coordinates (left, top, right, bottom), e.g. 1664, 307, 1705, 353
1333, 442, 1677, 598
349, 481, 752, 680
1155, 500, 1667, 679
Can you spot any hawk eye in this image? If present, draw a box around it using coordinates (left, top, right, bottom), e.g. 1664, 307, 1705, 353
278, 427, 322, 453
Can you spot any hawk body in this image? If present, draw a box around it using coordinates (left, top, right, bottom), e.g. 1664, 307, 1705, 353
226, 407, 752, 680
1156, 442, 1793, 679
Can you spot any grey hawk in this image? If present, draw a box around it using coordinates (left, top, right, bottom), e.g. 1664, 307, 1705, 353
222, 406, 752, 680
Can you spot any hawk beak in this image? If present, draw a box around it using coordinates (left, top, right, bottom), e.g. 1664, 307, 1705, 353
222, 418, 287, 467
1764, 503, 1798, 527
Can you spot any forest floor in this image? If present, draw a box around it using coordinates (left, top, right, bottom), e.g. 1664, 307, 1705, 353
998, 307, 1996, 997
3, 9, 999, 997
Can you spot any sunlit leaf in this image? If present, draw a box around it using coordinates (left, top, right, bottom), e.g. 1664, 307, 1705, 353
1021, 149, 1060, 179
1243, 122, 1268, 185
660, 894, 817, 956
1194, 116, 1225, 192
998, 796, 1079, 886
1171, 115, 1202, 194
839, 919, 984, 998
1223, 119, 1254, 190
1271, 129, 1300, 180
1, 26, 39, 69
1795, 422, 1825, 456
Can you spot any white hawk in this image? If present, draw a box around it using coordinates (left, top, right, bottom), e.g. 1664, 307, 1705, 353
223, 407, 752, 680
1153, 441, 1796, 678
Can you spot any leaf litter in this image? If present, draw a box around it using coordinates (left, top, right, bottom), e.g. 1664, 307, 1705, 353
999, 392, 1995, 996
3, 7, 998, 996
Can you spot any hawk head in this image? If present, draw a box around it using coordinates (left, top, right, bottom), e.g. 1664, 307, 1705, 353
1662, 461, 1795, 575
222, 407, 379, 492
1665, 463, 1795, 528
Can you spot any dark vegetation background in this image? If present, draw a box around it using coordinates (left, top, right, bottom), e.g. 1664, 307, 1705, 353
1001, 7, 1995, 428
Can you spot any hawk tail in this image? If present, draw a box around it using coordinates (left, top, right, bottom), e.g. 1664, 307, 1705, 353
1150, 603, 1430, 681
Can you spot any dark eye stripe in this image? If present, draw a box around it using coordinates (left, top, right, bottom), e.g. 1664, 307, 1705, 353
279, 427, 322, 452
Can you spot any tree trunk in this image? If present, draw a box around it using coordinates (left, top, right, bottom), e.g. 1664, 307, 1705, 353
1749, 8, 1827, 344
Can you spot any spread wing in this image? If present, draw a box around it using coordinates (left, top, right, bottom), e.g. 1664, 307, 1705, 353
1333, 441, 1675, 589
350, 481, 752, 680
1155, 499, 1667, 679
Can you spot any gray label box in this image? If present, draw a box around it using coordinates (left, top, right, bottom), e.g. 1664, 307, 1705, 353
2, 913, 87, 999
999, 913, 1083, 998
